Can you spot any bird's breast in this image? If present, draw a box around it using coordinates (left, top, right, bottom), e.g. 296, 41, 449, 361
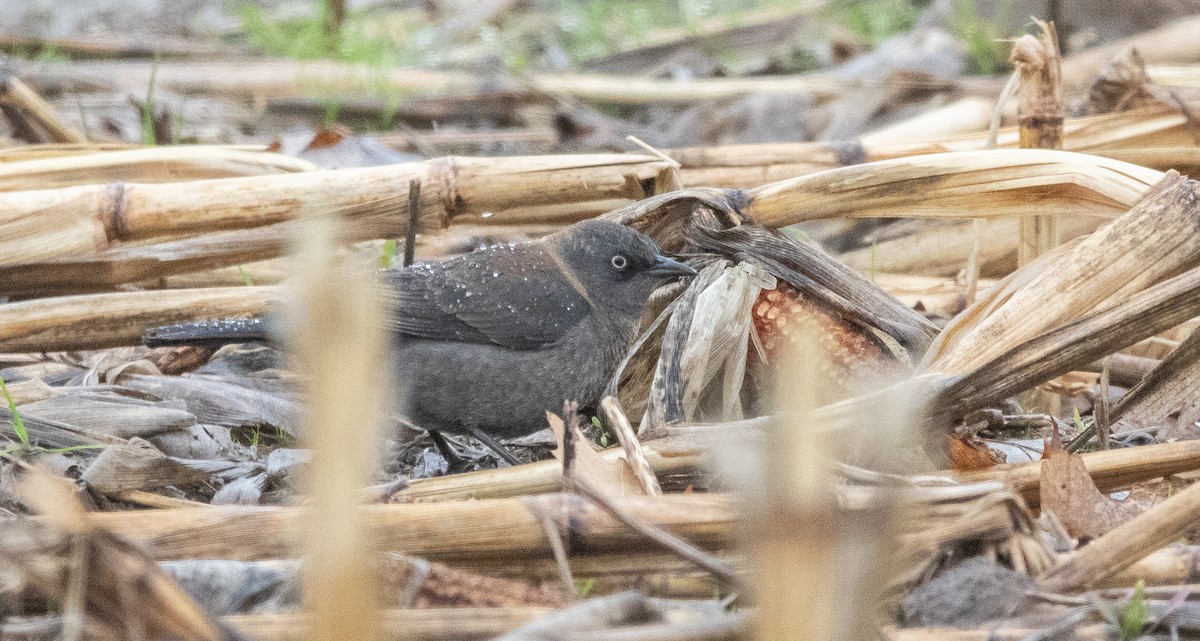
393, 316, 637, 438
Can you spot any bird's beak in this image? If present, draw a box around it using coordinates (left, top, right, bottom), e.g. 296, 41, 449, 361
646, 255, 698, 278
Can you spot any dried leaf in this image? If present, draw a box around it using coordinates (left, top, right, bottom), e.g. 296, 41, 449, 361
947, 435, 1003, 471
547, 411, 644, 497
81, 438, 245, 495
1040, 449, 1154, 539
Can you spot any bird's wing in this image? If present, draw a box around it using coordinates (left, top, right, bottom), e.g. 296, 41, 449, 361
382, 244, 592, 350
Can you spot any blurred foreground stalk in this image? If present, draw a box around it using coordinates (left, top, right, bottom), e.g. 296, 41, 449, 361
288, 202, 389, 641
746, 333, 913, 641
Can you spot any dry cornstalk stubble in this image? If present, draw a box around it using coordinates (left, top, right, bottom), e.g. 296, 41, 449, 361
0, 286, 280, 351
0, 149, 1165, 352
802, 169, 1200, 462
924, 171, 1200, 374
0, 146, 318, 191
17, 13, 1200, 107
1010, 20, 1065, 266
673, 101, 1198, 190
63, 482, 1053, 588
0, 153, 669, 296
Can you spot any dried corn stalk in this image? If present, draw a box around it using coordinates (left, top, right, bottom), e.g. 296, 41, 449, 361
0, 286, 279, 352
744, 149, 1159, 227
7, 472, 227, 641
0, 153, 668, 268
924, 172, 1200, 375
1010, 21, 1064, 265
0, 147, 317, 191
672, 102, 1198, 189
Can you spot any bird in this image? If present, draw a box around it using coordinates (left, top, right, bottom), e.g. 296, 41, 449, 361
145, 219, 696, 464
382, 219, 696, 463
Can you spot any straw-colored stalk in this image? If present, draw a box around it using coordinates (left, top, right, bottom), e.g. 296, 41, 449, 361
1040, 477, 1200, 592
0, 76, 89, 144
0, 142, 261, 162
927, 256, 1200, 425
0, 286, 279, 352
1010, 21, 1064, 266
393, 428, 705, 501
1102, 148, 1200, 176
226, 608, 551, 641
1146, 64, 1200, 87
839, 215, 1097, 278
923, 172, 1200, 375
46, 58, 847, 103
748, 333, 841, 641
87, 493, 735, 562
82, 481, 1037, 598
43, 58, 476, 100
1101, 544, 1200, 588
746, 329, 909, 641
853, 97, 996, 146
0, 154, 667, 267
953, 439, 1200, 507
529, 71, 846, 104
286, 204, 389, 641
448, 549, 735, 584
143, 257, 293, 289
0, 147, 317, 191
673, 104, 1193, 189
742, 149, 1160, 226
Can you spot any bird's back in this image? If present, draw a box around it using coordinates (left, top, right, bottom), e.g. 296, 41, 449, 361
386, 221, 678, 438
386, 238, 610, 436
382, 240, 592, 350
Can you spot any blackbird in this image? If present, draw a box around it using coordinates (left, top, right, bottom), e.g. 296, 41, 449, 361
145, 220, 696, 462
383, 219, 696, 461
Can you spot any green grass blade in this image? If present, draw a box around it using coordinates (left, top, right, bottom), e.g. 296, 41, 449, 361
0, 376, 30, 448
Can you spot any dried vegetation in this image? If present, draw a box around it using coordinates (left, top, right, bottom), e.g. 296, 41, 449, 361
4, 1, 1200, 640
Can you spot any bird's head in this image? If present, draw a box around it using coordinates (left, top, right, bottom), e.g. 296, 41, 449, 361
550, 220, 697, 316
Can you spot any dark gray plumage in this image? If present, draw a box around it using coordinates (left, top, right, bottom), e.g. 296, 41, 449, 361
141, 220, 695, 454
384, 219, 695, 440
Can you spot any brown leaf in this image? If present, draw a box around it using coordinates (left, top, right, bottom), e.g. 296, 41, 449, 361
1040, 449, 1155, 539
547, 411, 644, 497
146, 346, 212, 376
1043, 418, 1065, 459
81, 438, 234, 495
947, 434, 1004, 471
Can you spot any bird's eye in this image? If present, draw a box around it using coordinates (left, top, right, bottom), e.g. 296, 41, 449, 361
611, 255, 628, 269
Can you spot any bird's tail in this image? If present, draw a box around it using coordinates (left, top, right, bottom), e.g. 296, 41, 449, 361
142, 316, 274, 348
